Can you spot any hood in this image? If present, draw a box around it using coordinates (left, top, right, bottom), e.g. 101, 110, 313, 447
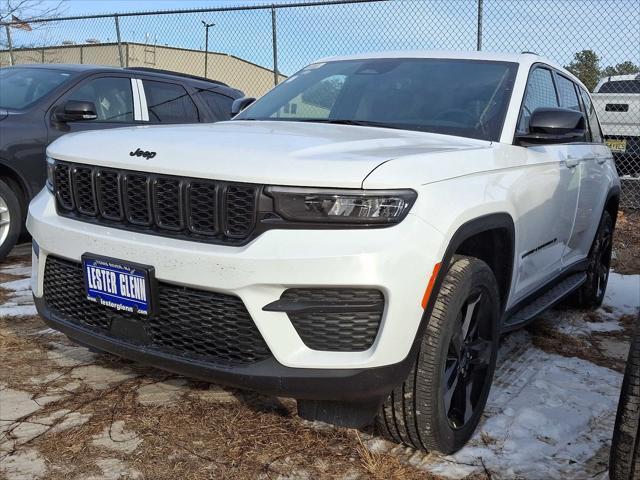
46, 120, 490, 188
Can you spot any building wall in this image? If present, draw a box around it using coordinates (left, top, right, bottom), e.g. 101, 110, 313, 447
0, 43, 286, 97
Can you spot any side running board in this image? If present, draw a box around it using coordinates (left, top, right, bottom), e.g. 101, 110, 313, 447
502, 272, 587, 332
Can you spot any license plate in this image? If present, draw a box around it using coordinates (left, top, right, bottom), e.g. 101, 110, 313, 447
83, 255, 153, 315
605, 139, 627, 153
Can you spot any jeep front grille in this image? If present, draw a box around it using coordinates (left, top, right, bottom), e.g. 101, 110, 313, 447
52, 161, 259, 245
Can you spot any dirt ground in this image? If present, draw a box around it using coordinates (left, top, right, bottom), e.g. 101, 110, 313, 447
0, 211, 638, 480
611, 209, 640, 275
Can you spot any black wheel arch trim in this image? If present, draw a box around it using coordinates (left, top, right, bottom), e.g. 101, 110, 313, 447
395, 213, 516, 388
604, 184, 621, 228
0, 158, 32, 203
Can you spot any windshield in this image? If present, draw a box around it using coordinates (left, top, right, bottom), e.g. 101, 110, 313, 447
237, 58, 518, 141
0, 68, 73, 109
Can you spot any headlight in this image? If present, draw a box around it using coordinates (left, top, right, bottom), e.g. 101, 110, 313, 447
266, 186, 417, 224
46, 157, 55, 193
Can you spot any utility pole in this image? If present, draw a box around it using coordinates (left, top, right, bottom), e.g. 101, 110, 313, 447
476, 0, 483, 51
115, 15, 124, 67
5, 25, 14, 66
271, 6, 279, 86
201, 21, 215, 78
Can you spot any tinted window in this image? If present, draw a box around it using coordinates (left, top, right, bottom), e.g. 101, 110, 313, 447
142, 80, 199, 123
518, 68, 558, 132
237, 59, 518, 142
598, 80, 640, 94
195, 89, 233, 121
555, 74, 581, 111
579, 89, 603, 143
277, 75, 347, 119
0, 68, 72, 109
66, 76, 134, 122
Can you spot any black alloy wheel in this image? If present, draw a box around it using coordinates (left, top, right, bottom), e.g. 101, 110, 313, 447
444, 288, 494, 430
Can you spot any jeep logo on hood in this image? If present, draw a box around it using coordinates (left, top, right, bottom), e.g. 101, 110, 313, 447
130, 148, 156, 159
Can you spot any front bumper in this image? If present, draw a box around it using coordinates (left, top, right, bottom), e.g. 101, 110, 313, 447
28, 188, 444, 398
35, 295, 414, 401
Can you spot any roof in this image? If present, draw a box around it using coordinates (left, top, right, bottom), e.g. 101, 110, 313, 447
598, 73, 640, 82
1, 63, 242, 95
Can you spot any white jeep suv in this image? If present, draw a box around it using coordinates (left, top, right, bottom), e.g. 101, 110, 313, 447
27, 51, 620, 453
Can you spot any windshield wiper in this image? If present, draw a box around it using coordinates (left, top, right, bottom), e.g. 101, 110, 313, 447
237, 117, 410, 131
293, 118, 408, 130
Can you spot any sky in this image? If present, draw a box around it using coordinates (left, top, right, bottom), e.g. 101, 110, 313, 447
5, 0, 640, 76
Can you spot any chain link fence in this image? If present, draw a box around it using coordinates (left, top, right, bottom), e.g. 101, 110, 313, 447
1, 0, 639, 208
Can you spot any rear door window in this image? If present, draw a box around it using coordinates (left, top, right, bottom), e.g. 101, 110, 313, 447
518, 68, 558, 133
555, 74, 581, 111
141, 80, 199, 123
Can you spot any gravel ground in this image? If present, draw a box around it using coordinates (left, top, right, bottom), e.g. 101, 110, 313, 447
1, 213, 638, 480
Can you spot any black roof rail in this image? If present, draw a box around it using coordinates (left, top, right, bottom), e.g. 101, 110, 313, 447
126, 67, 229, 87
520, 51, 539, 55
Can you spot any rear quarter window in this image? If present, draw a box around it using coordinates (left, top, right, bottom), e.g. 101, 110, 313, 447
597, 80, 640, 94
195, 90, 234, 121
142, 80, 200, 123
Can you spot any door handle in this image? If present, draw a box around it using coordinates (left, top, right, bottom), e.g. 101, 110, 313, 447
565, 157, 579, 168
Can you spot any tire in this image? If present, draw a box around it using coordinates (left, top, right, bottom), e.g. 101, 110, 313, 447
0, 179, 22, 261
573, 210, 614, 310
376, 255, 500, 454
610, 321, 640, 480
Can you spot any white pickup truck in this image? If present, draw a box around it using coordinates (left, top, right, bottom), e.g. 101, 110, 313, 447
592, 74, 640, 177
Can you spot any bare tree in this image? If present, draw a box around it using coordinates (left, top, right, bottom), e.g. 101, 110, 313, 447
0, 0, 66, 24
1, 0, 67, 64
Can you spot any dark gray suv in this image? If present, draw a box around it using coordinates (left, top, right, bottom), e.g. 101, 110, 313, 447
0, 64, 243, 259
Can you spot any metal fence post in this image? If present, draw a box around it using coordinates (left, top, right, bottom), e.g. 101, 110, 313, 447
114, 14, 125, 67
4, 25, 15, 66
271, 5, 279, 86
476, 0, 483, 51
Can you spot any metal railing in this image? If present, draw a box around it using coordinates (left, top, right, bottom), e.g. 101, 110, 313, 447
1, 0, 639, 208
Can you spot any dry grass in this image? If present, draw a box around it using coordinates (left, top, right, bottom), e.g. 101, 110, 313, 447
611, 209, 640, 275
1, 314, 435, 480
527, 315, 629, 373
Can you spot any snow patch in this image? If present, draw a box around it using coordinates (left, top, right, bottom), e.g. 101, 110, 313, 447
0, 304, 37, 317
0, 449, 47, 479
92, 421, 142, 453
1, 265, 32, 277
0, 278, 31, 292
427, 332, 622, 480
603, 272, 640, 315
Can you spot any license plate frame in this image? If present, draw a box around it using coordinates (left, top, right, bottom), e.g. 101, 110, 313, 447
82, 254, 155, 316
605, 139, 627, 153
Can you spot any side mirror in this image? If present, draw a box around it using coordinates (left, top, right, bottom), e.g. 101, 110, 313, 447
516, 107, 586, 145
231, 97, 256, 117
55, 100, 98, 123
